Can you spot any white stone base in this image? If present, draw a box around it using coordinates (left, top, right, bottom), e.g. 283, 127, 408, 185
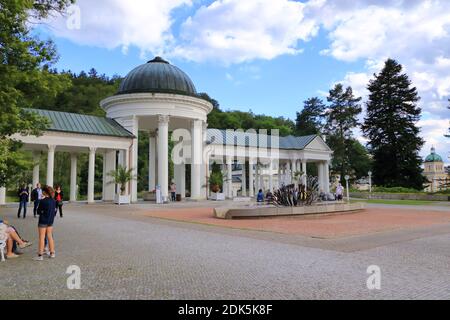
210, 193, 225, 201
233, 197, 252, 202
115, 194, 131, 205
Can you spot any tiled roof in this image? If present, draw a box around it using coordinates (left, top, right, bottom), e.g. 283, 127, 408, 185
206, 129, 317, 150
27, 109, 133, 138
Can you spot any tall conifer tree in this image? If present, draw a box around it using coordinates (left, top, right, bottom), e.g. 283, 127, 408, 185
324, 84, 362, 183
362, 59, 425, 189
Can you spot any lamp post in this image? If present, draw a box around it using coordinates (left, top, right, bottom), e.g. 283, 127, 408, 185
368, 171, 372, 197
344, 175, 350, 203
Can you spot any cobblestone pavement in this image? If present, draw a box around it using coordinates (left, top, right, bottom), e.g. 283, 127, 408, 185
1, 203, 449, 299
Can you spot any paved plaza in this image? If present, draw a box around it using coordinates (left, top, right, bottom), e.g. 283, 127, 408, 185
1, 202, 450, 299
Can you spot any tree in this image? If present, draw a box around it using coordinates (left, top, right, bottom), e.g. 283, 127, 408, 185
347, 139, 372, 179
0, 0, 74, 187
295, 97, 325, 136
324, 84, 362, 183
108, 165, 135, 195
362, 59, 425, 189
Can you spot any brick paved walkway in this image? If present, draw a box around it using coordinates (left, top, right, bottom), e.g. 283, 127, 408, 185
141, 207, 450, 238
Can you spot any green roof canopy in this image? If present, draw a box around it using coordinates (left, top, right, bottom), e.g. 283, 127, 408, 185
26, 109, 134, 138
425, 147, 443, 162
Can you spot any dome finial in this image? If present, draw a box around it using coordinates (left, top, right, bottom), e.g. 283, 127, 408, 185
431, 145, 435, 154
147, 56, 169, 64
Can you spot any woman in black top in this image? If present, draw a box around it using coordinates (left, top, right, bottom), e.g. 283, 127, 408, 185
54, 185, 64, 218
34, 186, 56, 261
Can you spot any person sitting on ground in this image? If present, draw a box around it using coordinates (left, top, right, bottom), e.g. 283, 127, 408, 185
256, 189, 264, 203
0, 220, 32, 259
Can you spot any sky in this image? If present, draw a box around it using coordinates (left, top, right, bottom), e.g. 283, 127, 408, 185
37, 0, 450, 163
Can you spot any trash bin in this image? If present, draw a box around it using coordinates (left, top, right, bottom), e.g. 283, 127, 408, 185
176, 194, 182, 202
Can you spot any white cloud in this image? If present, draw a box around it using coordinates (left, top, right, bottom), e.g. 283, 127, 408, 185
44, 0, 191, 56
314, 0, 450, 159
171, 0, 318, 64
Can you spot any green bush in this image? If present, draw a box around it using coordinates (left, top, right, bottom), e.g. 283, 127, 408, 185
372, 186, 423, 193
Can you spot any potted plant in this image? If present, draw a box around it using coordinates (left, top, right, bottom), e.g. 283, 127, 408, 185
108, 165, 134, 205
209, 162, 225, 200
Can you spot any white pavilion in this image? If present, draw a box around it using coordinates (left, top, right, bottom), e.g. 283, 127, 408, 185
0, 57, 332, 204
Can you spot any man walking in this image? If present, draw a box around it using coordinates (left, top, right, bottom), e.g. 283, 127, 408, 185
17, 184, 29, 219
31, 183, 43, 218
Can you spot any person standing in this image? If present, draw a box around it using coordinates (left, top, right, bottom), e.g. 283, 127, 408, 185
335, 183, 344, 201
54, 185, 64, 218
170, 182, 177, 202
17, 184, 29, 219
34, 185, 56, 261
31, 183, 43, 218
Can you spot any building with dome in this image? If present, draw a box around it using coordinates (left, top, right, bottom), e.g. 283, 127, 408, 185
423, 147, 448, 192
0, 57, 333, 205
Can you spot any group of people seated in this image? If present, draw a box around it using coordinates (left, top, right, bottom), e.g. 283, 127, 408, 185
319, 183, 345, 202
0, 220, 32, 259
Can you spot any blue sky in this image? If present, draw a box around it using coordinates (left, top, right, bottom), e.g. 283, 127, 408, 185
46, 29, 364, 121
39, 0, 449, 161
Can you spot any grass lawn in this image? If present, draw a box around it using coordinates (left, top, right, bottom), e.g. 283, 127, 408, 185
352, 199, 438, 206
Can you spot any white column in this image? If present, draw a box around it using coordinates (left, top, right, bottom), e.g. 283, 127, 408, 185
249, 158, 255, 197
204, 156, 210, 199
174, 163, 187, 200
157, 115, 169, 202
46, 145, 56, 187
148, 132, 156, 191
241, 161, 247, 196
102, 152, 106, 200
32, 151, 40, 188
269, 161, 274, 192
226, 156, 233, 198
103, 150, 116, 201
190, 119, 203, 200
277, 162, 282, 187
0, 187, 6, 205
70, 153, 78, 202
286, 161, 291, 184
131, 123, 139, 203
302, 160, 307, 187
318, 162, 324, 191
180, 164, 186, 199
324, 160, 330, 193
291, 159, 296, 183
87, 147, 96, 204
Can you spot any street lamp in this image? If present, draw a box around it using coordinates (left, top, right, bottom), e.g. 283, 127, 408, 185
368, 171, 372, 196
344, 175, 350, 203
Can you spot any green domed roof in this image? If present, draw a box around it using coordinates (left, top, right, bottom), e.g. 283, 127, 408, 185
117, 57, 197, 96
425, 147, 443, 162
